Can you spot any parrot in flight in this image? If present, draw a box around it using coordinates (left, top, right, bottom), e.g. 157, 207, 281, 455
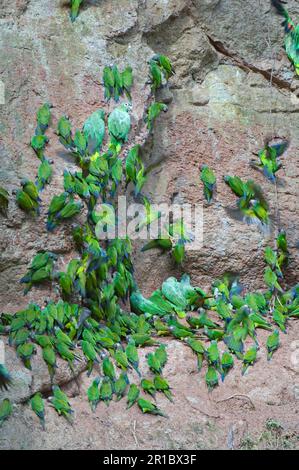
250, 139, 289, 182
224, 176, 271, 232
271, 0, 299, 75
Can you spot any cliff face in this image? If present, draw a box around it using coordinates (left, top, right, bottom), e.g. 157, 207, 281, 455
0, 0, 298, 449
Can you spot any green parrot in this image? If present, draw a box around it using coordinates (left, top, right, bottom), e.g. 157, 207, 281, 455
154, 344, 168, 369
99, 377, 113, 406
36, 102, 52, 134
127, 384, 140, 409
10, 327, 30, 347
103, 66, 115, 101
190, 310, 219, 329
220, 351, 234, 381
30, 134, 49, 160
151, 54, 174, 80
206, 341, 220, 368
146, 352, 162, 375
141, 238, 172, 253
21, 179, 40, 203
154, 375, 173, 402
81, 340, 98, 374
223, 334, 244, 360
149, 60, 163, 92
125, 339, 141, 377
266, 329, 280, 360
121, 66, 133, 100
108, 103, 131, 144
204, 327, 225, 341
17, 342, 36, 370
251, 140, 289, 182
224, 175, 245, 197
185, 337, 205, 355
83, 109, 105, 155
0, 364, 12, 391
102, 356, 116, 382
30, 392, 45, 430
137, 397, 168, 418
277, 229, 288, 253
141, 378, 156, 398
16, 189, 39, 215
264, 246, 282, 277
200, 165, 216, 203
172, 240, 185, 265
134, 197, 161, 233
70, 0, 83, 22
112, 65, 123, 102
49, 386, 73, 420
112, 348, 131, 371
114, 372, 129, 401
129, 333, 159, 347
145, 102, 168, 131
58, 272, 73, 299
125, 144, 140, 184
264, 267, 283, 292
42, 345, 57, 381
271, 0, 299, 75
272, 307, 287, 333
55, 340, 80, 373
169, 325, 193, 340
248, 311, 271, 331
134, 164, 147, 196
73, 130, 87, 160
277, 229, 289, 269
48, 198, 83, 231
46, 192, 69, 230
242, 346, 258, 375
20, 251, 56, 293
225, 177, 271, 231
57, 116, 73, 149
37, 158, 53, 190
205, 366, 219, 391
55, 327, 74, 349
0, 399, 13, 426
87, 377, 101, 411
245, 292, 268, 315
0, 186, 9, 216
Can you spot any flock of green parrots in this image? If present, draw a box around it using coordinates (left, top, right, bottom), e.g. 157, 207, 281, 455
0, 0, 299, 428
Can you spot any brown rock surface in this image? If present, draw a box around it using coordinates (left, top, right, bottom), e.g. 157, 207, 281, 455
0, 0, 298, 449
